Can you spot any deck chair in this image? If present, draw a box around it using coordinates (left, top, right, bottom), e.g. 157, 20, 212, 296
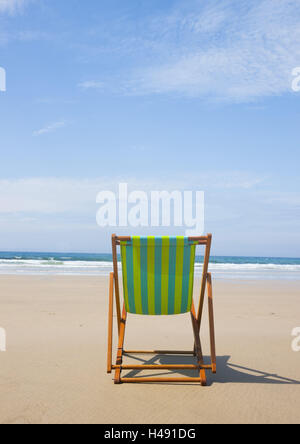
107, 234, 216, 385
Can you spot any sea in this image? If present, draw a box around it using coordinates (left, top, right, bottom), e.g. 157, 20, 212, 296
0, 252, 299, 280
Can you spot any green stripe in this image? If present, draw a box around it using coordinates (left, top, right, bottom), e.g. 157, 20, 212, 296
174, 237, 184, 314
181, 244, 192, 313
154, 238, 162, 315
121, 245, 130, 313
132, 237, 142, 314
147, 237, 155, 315
161, 237, 170, 315
140, 238, 149, 314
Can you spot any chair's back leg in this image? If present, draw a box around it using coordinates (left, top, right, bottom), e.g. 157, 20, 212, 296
197, 235, 212, 330
191, 302, 207, 386
207, 273, 216, 373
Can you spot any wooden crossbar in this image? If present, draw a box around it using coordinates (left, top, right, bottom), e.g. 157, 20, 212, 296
120, 377, 203, 383
112, 364, 213, 370
115, 235, 209, 246
124, 350, 194, 355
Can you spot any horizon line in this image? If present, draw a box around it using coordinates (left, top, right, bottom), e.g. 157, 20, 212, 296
0, 250, 299, 260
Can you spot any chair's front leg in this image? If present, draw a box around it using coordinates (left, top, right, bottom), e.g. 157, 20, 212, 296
114, 305, 127, 384
207, 273, 216, 373
107, 272, 114, 374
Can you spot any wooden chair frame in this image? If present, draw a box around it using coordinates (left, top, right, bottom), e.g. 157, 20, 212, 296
107, 234, 216, 385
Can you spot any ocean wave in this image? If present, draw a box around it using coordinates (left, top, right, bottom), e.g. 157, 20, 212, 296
0, 258, 299, 279
200, 263, 300, 272
0, 259, 113, 268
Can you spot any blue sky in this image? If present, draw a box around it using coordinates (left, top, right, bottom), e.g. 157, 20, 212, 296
0, 0, 300, 256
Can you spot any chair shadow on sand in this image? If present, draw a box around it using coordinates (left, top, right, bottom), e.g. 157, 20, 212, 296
122, 354, 300, 386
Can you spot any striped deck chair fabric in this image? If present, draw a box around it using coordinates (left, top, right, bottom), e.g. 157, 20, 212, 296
120, 237, 197, 315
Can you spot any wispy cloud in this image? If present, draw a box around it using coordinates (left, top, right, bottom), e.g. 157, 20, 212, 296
1, 175, 298, 254
35, 97, 77, 105
0, 172, 265, 215
78, 80, 106, 90
33, 121, 66, 136
0, 0, 30, 15
0, 29, 49, 47
264, 192, 300, 208
113, 0, 300, 102
18, 30, 48, 41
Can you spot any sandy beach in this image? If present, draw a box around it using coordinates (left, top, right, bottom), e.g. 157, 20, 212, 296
0, 275, 299, 424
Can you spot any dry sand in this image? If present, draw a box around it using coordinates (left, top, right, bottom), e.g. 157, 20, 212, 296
0, 275, 299, 424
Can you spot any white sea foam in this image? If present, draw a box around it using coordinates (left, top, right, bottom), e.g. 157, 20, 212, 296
0, 258, 299, 279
